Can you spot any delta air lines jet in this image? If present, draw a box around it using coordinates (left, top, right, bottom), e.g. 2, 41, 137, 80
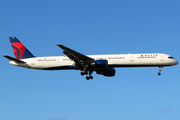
3, 37, 178, 80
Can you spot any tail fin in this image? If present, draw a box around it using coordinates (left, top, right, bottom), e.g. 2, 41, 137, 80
9, 37, 35, 59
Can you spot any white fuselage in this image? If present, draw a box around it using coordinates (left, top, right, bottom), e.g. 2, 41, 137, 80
9, 53, 178, 70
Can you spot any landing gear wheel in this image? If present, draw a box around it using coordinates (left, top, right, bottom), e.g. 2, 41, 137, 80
86, 76, 90, 80
85, 71, 88, 75
89, 76, 93, 79
81, 72, 84, 76
158, 72, 161, 76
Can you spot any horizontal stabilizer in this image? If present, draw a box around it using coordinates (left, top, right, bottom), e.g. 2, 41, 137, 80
3, 55, 26, 63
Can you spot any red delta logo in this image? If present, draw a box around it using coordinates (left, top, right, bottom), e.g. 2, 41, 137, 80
11, 42, 26, 59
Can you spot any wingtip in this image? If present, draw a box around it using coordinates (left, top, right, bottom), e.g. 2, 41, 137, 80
56, 44, 63, 46
2, 55, 7, 57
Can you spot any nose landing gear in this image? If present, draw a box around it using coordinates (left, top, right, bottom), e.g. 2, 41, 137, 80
158, 72, 161, 76
158, 66, 163, 76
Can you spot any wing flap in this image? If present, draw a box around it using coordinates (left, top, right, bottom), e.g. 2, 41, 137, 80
3, 55, 26, 63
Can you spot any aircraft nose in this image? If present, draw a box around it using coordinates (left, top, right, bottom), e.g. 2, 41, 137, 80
174, 60, 178, 65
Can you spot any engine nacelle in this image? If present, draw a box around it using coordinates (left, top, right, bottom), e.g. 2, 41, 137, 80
96, 68, 116, 77
91, 60, 108, 68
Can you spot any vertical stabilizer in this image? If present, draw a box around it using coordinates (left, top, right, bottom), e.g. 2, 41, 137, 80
9, 37, 35, 59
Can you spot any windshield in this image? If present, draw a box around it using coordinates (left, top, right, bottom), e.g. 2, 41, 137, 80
168, 56, 174, 59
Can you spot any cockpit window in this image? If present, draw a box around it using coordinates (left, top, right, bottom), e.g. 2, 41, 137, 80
168, 56, 174, 59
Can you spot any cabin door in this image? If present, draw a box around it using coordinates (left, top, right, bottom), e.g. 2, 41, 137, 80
160, 55, 164, 61
31, 59, 35, 65
130, 56, 134, 62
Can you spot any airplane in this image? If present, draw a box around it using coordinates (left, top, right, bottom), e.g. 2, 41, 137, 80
3, 37, 178, 80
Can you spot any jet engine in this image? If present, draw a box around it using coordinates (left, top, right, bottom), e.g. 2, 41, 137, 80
91, 60, 108, 68
96, 68, 116, 77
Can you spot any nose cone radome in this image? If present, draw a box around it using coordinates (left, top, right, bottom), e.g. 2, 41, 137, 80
172, 59, 178, 66
175, 60, 178, 65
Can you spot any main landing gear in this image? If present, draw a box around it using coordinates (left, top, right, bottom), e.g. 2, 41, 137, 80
86, 76, 93, 80
80, 65, 94, 80
158, 66, 163, 76
81, 71, 88, 76
81, 70, 93, 80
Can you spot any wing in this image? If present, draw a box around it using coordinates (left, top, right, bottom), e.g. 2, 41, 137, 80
57, 44, 94, 65
3, 55, 26, 63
